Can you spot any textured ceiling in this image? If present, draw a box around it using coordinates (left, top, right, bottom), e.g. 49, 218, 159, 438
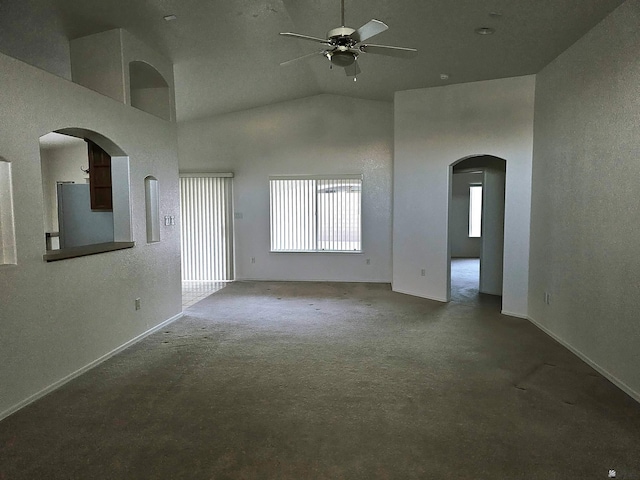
7, 0, 627, 121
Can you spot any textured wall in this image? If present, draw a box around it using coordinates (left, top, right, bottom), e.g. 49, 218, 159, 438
394, 76, 535, 316
0, 0, 71, 79
0, 52, 182, 418
178, 94, 393, 283
529, 0, 640, 400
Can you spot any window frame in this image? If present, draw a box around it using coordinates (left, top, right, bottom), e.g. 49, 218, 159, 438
468, 183, 482, 238
269, 174, 363, 253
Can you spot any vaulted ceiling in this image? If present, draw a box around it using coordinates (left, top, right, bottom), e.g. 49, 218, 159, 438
1, 0, 626, 121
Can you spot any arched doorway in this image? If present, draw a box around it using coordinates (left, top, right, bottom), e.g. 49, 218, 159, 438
448, 155, 506, 306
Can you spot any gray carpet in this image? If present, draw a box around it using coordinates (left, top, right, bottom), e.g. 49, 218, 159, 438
2, 281, 640, 479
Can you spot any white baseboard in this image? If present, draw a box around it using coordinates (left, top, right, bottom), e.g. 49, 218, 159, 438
527, 315, 640, 404
236, 277, 392, 284
0, 312, 184, 422
501, 310, 529, 319
391, 287, 448, 303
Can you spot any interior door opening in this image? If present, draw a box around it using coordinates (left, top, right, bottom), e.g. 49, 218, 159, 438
447, 155, 506, 308
179, 173, 234, 308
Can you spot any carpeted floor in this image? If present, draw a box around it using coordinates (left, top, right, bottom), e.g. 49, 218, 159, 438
2, 281, 640, 479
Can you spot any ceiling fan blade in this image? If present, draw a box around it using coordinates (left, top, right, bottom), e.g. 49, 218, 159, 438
359, 44, 418, 58
344, 61, 361, 77
280, 32, 330, 44
280, 51, 324, 67
354, 19, 388, 42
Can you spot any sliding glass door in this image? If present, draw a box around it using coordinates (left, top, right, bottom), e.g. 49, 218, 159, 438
179, 174, 234, 281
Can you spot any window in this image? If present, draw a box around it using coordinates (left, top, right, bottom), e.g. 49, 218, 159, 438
0, 158, 17, 265
269, 175, 362, 252
469, 184, 482, 237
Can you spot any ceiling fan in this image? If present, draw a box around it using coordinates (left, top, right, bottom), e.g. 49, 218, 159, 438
280, 0, 417, 80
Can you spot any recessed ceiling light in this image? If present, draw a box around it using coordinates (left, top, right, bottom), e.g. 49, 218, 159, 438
163, 14, 177, 21
440, 73, 449, 80
475, 27, 495, 35
488, 12, 502, 18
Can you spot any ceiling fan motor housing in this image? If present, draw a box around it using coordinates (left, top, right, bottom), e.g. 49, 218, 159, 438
326, 27, 358, 67
327, 27, 358, 45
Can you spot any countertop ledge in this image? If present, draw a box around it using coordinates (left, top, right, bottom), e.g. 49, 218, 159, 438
43, 242, 135, 262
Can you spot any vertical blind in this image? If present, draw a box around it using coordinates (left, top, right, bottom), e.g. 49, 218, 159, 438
180, 174, 234, 281
270, 175, 362, 252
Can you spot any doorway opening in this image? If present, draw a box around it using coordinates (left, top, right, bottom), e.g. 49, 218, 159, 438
179, 173, 234, 308
448, 155, 506, 307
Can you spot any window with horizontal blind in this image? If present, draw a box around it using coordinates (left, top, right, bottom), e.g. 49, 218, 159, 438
269, 175, 362, 252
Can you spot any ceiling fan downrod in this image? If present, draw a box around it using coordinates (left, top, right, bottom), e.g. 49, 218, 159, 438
341, 0, 345, 27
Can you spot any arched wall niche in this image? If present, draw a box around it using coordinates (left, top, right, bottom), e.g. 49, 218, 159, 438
144, 175, 160, 243
39, 128, 132, 255
129, 61, 171, 121
0, 156, 17, 265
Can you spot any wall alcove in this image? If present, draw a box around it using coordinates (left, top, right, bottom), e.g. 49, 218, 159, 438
0, 157, 17, 265
129, 61, 171, 121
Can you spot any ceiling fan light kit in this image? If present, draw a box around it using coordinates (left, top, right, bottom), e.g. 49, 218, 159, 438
280, 0, 417, 80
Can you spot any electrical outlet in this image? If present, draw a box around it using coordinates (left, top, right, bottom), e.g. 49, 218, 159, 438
366, 258, 371, 265
135, 298, 141, 310
251, 257, 256, 264
421, 269, 426, 277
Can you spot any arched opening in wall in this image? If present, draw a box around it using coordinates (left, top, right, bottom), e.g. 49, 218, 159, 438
39, 129, 132, 258
447, 155, 506, 308
0, 157, 17, 265
129, 61, 171, 121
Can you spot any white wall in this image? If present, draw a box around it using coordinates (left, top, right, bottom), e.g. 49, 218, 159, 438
479, 169, 506, 296
0, 52, 182, 419
449, 173, 482, 258
178, 94, 393, 283
40, 140, 88, 233
393, 76, 535, 316
70, 30, 126, 103
529, 0, 640, 400
131, 87, 171, 122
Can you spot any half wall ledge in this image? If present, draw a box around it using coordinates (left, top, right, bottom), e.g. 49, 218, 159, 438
43, 242, 135, 262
